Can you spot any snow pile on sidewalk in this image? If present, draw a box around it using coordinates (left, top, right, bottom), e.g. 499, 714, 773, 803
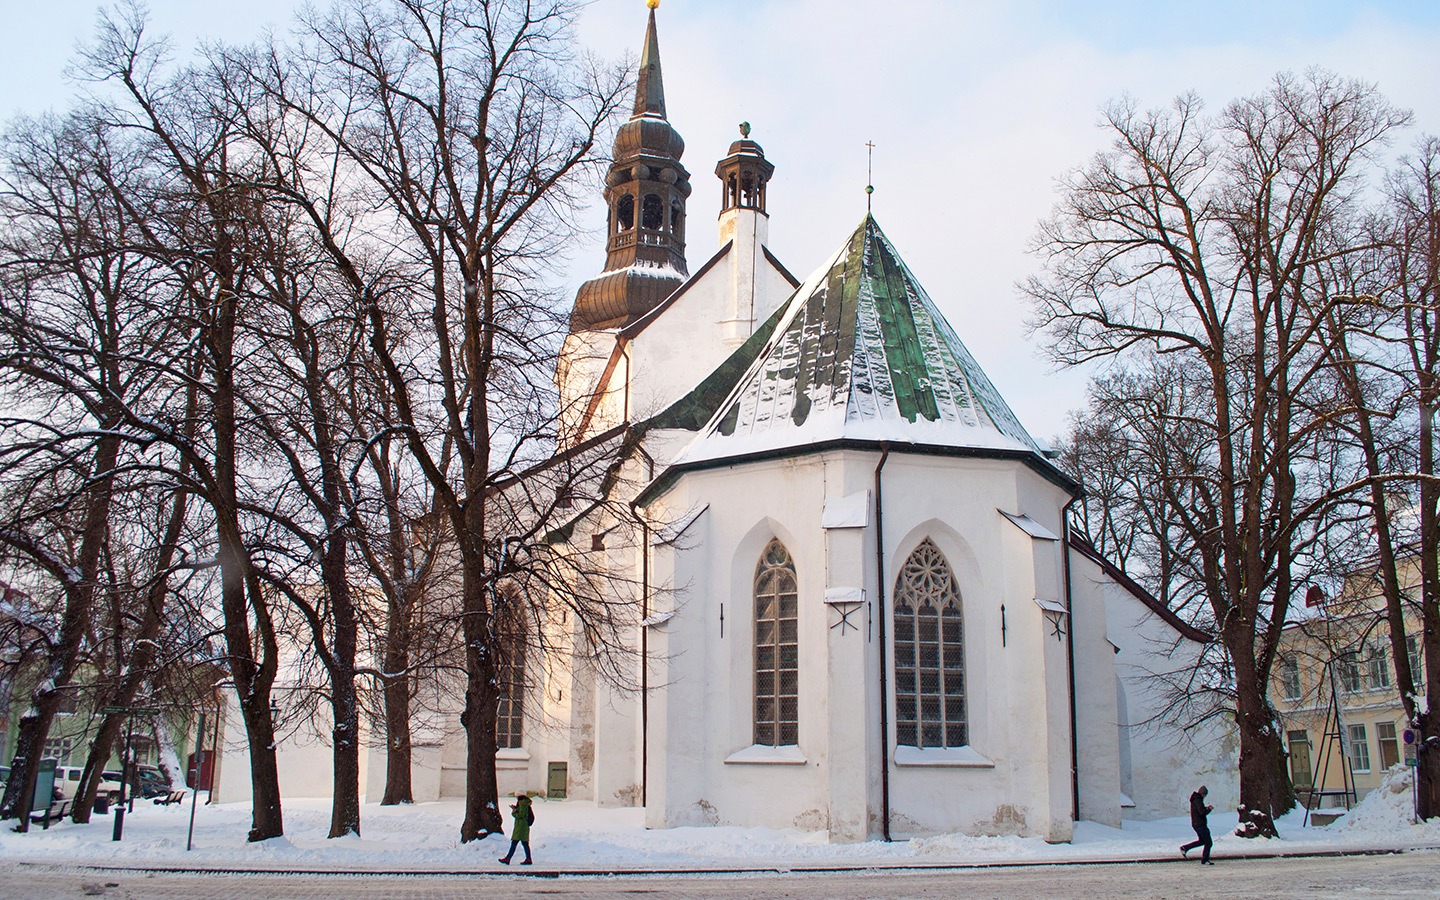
1, 791, 1437, 872
1332, 765, 1440, 840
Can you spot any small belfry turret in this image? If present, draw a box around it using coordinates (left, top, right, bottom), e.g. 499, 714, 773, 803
715, 122, 778, 343
716, 121, 775, 226
570, 0, 691, 332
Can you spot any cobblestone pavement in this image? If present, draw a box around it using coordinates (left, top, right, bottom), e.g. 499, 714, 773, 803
3, 850, 1438, 899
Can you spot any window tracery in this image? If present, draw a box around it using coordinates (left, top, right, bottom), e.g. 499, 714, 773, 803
754, 538, 798, 746
893, 538, 966, 748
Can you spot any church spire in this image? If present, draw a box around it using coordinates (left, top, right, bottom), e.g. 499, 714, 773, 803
634, 2, 666, 118
569, 0, 691, 332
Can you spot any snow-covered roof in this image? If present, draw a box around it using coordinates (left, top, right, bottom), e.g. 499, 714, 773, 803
671, 215, 1046, 466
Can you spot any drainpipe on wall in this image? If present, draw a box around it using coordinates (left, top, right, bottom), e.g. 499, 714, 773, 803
632, 442, 655, 809
873, 445, 892, 842
1061, 495, 1081, 823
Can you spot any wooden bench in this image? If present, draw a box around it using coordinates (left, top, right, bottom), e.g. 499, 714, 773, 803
153, 789, 186, 806
30, 799, 73, 829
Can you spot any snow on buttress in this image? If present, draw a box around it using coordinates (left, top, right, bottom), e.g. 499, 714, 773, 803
674, 215, 1046, 467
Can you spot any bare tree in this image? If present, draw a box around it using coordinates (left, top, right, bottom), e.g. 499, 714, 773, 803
1316, 136, 1440, 818
0, 107, 182, 825
1027, 71, 1409, 833
268, 0, 628, 841
69, 10, 292, 840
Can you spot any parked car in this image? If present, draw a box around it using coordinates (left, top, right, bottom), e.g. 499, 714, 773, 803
134, 766, 171, 799
52, 766, 124, 801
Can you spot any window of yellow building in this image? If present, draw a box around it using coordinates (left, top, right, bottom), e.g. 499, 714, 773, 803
1345, 723, 1371, 774
1338, 651, 1363, 694
1280, 656, 1301, 700
1367, 643, 1391, 691
1376, 721, 1400, 770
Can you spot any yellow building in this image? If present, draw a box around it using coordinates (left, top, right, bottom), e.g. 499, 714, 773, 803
1270, 558, 1426, 808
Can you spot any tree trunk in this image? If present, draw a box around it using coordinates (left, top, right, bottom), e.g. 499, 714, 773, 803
330, 681, 362, 838
1232, 682, 1290, 837
459, 540, 502, 842
233, 675, 283, 840
1417, 712, 1440, 820
1417, 378, 1440, 820
1, 703, 57, 824
323, 533, 362, 839
381, 601, 414, 806
73, 714, 126, 824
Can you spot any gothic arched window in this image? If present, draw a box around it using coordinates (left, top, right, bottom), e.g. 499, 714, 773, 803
893, 538, 966, 748
494, 597, 526, 750
496, 643, 525, 749
754, 538, 798, 746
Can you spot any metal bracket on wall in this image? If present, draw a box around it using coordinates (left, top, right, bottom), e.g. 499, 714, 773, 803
824, 587, 866, 635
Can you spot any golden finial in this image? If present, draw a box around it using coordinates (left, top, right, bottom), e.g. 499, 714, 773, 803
646, 0, 660, 9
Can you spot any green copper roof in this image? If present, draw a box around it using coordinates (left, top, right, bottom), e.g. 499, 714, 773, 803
645, 297, 790, 432
677, 215, 1044, 463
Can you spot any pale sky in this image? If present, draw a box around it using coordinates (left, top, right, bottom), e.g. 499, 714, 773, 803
3, 0, 1438, 442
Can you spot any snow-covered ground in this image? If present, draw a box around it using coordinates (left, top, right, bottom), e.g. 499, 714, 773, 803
3, 767, 1438, 872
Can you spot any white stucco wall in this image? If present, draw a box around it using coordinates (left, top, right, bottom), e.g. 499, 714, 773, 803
1069, 552, 1124, 827
646, 448, 1081, 841
213, 689, 369, 804
1071, 550, 1238, 817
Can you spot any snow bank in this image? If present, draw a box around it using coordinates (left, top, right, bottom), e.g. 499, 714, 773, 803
1332, 765, 1440, 841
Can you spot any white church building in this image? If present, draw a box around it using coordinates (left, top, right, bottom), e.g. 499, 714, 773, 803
220, 5, 1239, 841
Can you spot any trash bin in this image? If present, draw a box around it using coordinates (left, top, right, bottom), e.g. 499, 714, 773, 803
94, 794, 109, 814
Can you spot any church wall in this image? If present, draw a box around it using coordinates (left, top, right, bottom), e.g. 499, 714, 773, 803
643, 497, 709, 827
626, 255, 736, 422
754, 253, 798, 329
878, 455, 1072, 841
624, 244, 796, 430
558, 329, 623, 440
650, 449, 1083, 840
819, 459, 881, 842
214, 688, 370, 804
567, 645, 599, 801
1077, 557, 1241, 820
648, 459, 833, 831
1068, 551, 1125, 827
581, 520, 646, 808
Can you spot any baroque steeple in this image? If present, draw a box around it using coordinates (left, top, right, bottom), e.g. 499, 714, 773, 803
570, 1, 691, 332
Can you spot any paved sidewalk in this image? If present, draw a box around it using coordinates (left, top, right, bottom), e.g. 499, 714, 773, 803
8, 841, 1435, 879
7, 853, 1440, 900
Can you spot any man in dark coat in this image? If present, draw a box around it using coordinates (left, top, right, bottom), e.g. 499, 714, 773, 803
1180, 785, 1214, 864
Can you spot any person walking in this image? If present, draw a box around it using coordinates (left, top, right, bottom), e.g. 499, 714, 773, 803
1180, 785, 1214, 864
499, 793, 534, 866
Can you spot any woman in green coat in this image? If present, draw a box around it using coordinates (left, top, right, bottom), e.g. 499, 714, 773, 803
498, 794, 533, 865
